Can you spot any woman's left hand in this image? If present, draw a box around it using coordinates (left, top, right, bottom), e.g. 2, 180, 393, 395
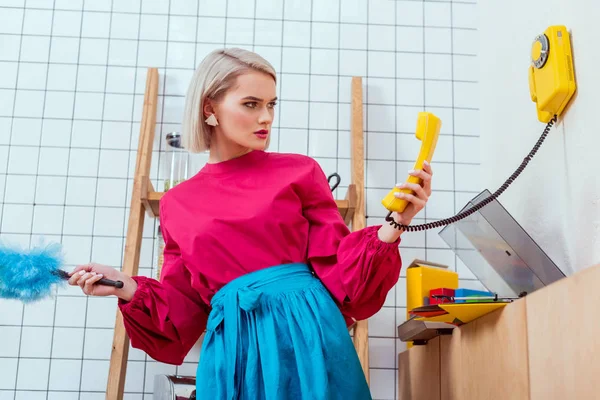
391, 160, 433, 226
377, 161, 433, 242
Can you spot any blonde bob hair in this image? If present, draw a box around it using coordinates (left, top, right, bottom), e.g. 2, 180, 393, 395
181, 48, 277, 153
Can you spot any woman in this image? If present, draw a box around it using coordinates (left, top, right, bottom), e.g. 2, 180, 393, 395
69, 48, 433, 399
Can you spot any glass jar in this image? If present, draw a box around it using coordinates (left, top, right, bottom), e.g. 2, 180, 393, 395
163, 132, 188, 191
156, 224, 165, 280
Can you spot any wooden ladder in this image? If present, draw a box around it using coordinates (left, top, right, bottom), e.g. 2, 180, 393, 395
105, 68, 370, 399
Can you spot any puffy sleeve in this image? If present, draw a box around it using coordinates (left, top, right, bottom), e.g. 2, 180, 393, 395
301, 160, 402, 323
117, 199, 209, 365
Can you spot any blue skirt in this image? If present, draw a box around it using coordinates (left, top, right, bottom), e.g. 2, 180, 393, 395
196, 263, 372, 399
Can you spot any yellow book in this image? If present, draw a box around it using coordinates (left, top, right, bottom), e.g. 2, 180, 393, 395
405, 259, 459, 347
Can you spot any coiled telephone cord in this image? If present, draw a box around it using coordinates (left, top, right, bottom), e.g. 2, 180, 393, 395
386, 114, 558, 232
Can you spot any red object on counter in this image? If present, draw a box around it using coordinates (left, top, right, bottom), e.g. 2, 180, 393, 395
429, 288, 455, 305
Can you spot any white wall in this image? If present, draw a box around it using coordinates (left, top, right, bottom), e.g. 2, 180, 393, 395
0, 0, 480, 399
478, 1, 600, 276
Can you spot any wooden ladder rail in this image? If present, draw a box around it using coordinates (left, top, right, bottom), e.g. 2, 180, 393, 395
349, 76, 370, 384
105, 67, 158, 400
105, 69, 368, 399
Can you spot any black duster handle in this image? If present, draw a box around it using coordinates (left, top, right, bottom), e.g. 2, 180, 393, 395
55, 269, 124, 288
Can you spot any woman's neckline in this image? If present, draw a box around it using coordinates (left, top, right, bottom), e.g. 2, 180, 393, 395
200, 150, 269, 174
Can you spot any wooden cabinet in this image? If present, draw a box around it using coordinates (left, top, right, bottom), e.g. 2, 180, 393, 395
398, 337, 440, 400
398, 263, 600, 400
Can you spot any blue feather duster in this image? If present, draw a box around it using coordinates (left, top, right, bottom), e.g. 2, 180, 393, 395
0, 242, 66, 303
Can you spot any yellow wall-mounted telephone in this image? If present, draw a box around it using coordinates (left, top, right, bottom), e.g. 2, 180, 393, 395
381, 112, 441, 213
529, 25, 576, 123
382, 25, 577, 233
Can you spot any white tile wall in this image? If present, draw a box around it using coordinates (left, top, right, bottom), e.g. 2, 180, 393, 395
0, 0, 480, 399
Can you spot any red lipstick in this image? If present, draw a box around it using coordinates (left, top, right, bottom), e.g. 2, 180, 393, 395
254, 129, 268, 139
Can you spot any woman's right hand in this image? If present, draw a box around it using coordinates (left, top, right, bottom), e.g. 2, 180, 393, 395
68, 263, 137, 301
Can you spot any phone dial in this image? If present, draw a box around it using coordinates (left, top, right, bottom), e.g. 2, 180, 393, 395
383, 25, 577, 232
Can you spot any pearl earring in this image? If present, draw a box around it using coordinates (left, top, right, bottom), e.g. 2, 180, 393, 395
205, 114, 219, 126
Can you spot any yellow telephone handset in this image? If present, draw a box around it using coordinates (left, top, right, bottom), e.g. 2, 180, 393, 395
529, 25, 576, 123
381, 112, 441, 213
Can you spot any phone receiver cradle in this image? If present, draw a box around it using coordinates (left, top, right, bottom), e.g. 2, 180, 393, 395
528, 25, 576, 123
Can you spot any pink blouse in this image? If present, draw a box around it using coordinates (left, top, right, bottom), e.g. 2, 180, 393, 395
118, 150, 402, 365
